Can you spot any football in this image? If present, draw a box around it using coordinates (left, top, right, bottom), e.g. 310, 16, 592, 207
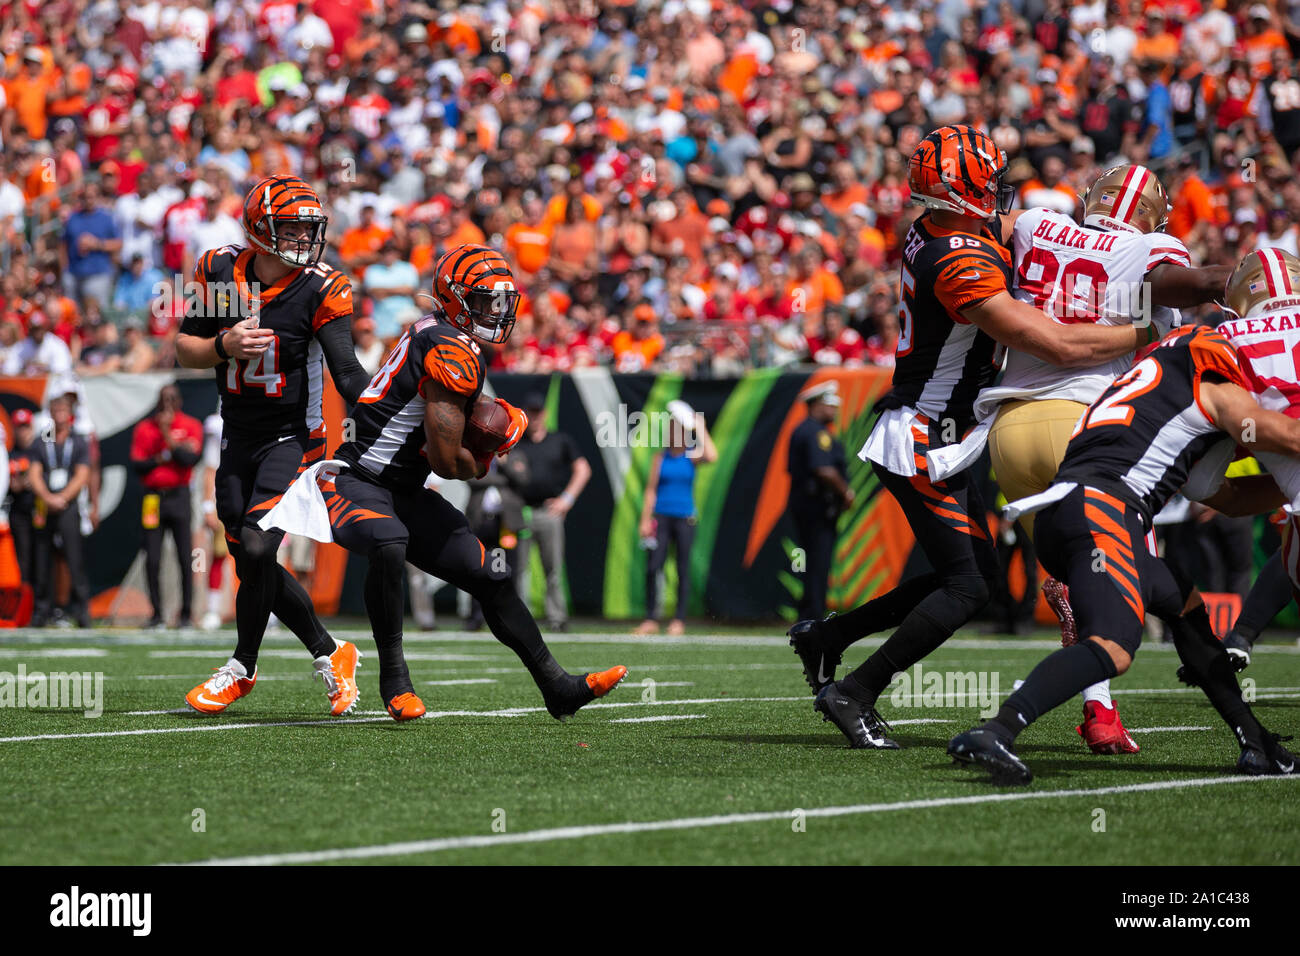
462, 396, 513, 458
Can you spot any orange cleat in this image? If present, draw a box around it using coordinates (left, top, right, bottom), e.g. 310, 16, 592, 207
185, 660, 257, 715
586, 665, 628, 699
1077, 700, 1140, 754
386, 692, 426, 721
314, 640, 361, 716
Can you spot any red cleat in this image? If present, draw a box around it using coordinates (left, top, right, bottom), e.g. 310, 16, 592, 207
1077, 700, 1140, 754
1043, 578, 1077, 647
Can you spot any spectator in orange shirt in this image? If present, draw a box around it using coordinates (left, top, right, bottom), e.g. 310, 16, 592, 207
504, 195, 552, 277
1242, 5, 1288, 78
6, 48, 55, 141
823, 160, 870, 218
651, 188, 711, 282
337, 204, 391, 277
612, 303, 665, 372
541, 174, 601, 232
1132, 9, 1178, 67
548, 197, 598, 284
784, 247, 843, 318
1167, 154, 1223, 240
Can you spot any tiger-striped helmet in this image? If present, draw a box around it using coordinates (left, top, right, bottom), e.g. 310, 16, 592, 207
242, 175, 328, 267
1225, 247, 1300, 319
432, 244, 520, 344
1082, 164, 1170, 234
907, 125, 1012, 221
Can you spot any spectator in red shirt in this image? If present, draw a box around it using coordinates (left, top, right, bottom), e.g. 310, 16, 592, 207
130, 384, 202, 628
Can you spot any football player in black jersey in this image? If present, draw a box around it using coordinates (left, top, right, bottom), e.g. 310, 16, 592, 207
263, 244, 626, 720
175, 175, 372, 717
788, 125, 1155, 750
950, 325, 1300, 782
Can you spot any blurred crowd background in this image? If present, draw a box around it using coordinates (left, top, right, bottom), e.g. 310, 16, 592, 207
1, 0, 1300, 383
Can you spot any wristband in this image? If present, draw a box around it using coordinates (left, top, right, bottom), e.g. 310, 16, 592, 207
213, 330, 231, 361
559, 492, 576, 507
202, 501, 216, 515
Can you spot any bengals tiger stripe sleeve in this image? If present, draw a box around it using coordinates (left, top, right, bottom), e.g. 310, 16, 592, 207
422, 336, 484, 397
933, 242, 1013, 320
178, 248, 224, 338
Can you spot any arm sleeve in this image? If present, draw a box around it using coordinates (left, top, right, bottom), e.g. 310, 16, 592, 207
316, 315, 371, 405
178, 249, 220, 338
933, 241, 1012, 319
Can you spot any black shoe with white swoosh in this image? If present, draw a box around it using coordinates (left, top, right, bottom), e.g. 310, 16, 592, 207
947, 727, 1033, 785
814, 682, 899, 749
1222, 631, 1252, 672
789, 614, 842, 694
1237, 733, 1297, 776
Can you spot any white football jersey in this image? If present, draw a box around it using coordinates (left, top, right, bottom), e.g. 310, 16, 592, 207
972, 207, 1189, 421
1217, 306, 1300, 510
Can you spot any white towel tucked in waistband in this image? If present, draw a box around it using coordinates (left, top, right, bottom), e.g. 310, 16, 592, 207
925, 415, 994, 481
258, 459, 349, 543
1002, 482, 1077, 523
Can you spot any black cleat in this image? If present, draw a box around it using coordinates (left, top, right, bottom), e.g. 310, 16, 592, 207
788, 614, 842, 694
1238, 733, 1298, 776
1223, 631, 1252, 672
948, 727, 1033, 785
814, 682, 899, 749
541, 674, 594, 720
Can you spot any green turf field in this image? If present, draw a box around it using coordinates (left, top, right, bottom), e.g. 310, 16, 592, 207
2, 624, 1298, 865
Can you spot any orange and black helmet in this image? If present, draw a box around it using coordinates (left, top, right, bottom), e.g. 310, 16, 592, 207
908, 125, 1012, 221
242, 175, 328, 267
432, 243, 520, 344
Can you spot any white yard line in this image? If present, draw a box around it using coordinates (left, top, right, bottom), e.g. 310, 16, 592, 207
172, 773, 1300, 866
0, 648, 108, 657
609, 714, 708, 724
1128, 725, 1213, 734
423, 678, 498, 686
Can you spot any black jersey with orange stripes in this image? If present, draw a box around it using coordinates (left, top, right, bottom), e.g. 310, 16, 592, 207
179, 245, 353, 439
882, 216, 1014, 435
335, 310, 485, 491
1054, 325, 1248, 526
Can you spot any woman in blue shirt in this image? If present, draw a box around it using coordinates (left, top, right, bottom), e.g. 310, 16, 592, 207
636, 402, 717, 635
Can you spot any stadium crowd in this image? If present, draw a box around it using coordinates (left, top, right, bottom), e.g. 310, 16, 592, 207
1, 0, 1300, 381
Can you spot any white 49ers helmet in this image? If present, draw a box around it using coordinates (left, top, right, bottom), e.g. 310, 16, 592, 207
1225, 247, 1300, 319
1081, 164, 1170, 234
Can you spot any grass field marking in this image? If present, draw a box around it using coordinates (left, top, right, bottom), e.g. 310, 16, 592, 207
1128, 725, 1213, 734
422, 679, 498, 686
609, 714, 708, 723
0, 648, 109, 658
173, 773, 1300, 866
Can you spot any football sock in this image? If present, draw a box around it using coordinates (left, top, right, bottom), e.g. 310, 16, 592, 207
272, 565, 336, 659
479, 577, 566, 688
230, 528, 283, 672
1081, 680, 1112, 708
366, 543, 413, 700
840, 571, 989, 705
989, 641, 1117, 740
1172, 605, 1267, 748
822, 572, 940, 656
1228, 550, 1290, 647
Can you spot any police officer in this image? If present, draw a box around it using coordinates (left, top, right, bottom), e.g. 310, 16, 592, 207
29, 394, 92, 627
787, 381, 854, 620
